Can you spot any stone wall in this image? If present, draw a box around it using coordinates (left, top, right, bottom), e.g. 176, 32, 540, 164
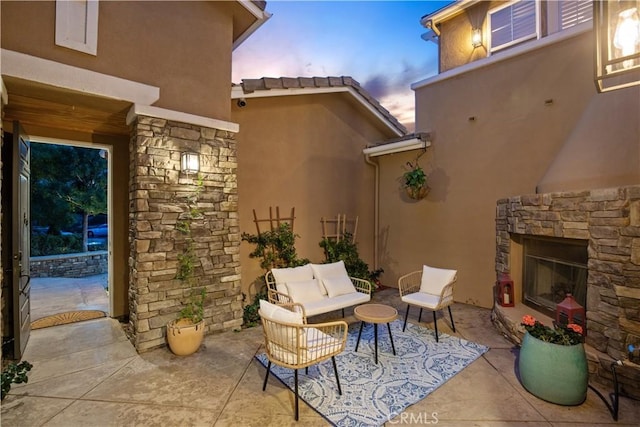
128, 115, 242, 352
495, 186, 640, 399
30, 252, 108, 278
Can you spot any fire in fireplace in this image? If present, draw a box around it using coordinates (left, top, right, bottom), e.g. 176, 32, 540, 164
523, 236, 588, 318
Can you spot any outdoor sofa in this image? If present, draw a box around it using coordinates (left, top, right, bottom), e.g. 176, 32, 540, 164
265, 261, 372, 317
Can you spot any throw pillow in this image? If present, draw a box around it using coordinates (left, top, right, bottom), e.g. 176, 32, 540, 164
286, 279, 325, 304
322, 276, 357, 298
420, 265, 457, 295
310, 261, 350, 295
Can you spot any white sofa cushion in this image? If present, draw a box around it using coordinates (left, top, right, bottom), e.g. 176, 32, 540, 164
286, 279, 325, 304
323, 276, 357, 298
272, 264, 314, 284
420, 265, 457, 295
272, 264, 315, 296
310, 261, 350, 295
302, 291, 370, 317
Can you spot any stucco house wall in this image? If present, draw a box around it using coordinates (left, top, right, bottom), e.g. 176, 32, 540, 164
1, 0, 240, 120
233, 91, 397, 296
1, 1, 266, 353
379, 28, 640, 309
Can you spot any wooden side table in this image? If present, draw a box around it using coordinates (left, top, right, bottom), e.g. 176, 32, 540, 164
354, 303, 398, 364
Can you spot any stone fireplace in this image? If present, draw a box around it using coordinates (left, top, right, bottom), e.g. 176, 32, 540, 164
493, 186, 640, 399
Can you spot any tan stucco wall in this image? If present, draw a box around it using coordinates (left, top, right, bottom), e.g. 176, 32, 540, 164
1, 0, 236, 121
233, 93, 395, 298
438, 1, 495, 73
390, 31, 640, 308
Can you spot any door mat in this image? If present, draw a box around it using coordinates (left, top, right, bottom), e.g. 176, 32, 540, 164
31, 310, 107, 330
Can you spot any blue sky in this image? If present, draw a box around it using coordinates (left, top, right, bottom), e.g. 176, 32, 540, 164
232, 1, 454, 131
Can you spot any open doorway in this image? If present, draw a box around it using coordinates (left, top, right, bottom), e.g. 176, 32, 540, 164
28, 139, 112, 327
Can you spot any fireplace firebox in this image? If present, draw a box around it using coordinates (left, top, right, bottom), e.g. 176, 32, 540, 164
523, 236, 588, 318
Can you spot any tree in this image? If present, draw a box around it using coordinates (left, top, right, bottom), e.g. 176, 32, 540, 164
31, 143, 107, 252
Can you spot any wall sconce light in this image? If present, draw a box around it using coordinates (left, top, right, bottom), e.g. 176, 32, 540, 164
595, 0, 640, 92
180, 152, 200, 174
471, 28, 482, 48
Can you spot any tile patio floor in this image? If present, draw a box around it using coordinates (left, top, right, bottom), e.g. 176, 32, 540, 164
2, 282, 639, 426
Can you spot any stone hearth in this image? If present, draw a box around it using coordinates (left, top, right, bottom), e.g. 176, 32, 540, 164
493, 186, 640, 400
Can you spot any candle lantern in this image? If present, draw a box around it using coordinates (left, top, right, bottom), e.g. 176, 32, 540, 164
556, 293, 586, 335
497, 273, 515, 307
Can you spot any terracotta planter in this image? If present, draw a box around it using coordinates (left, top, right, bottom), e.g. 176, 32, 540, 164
518, 332, 588, 405
167, 318, 205, 356
405, 185, 429, 200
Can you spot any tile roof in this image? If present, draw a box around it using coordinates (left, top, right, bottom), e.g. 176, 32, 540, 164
236, 76, 408, 136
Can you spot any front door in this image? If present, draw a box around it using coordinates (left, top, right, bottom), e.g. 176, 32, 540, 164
11, 122, 31, 359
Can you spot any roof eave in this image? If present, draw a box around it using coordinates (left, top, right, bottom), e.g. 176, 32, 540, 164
231, 85, 406, 137
233, 1, 272, 51
363, 134, 432, 157
420, 0, 480, 28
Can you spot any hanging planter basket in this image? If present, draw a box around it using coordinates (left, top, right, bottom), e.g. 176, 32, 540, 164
405, 185, 429, 200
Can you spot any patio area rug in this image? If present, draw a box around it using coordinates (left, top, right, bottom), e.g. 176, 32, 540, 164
256, 319, 489, 426
31, 310, 106, 329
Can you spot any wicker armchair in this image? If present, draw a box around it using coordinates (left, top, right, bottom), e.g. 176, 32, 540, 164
398, 265, 457, 342
259, 300, 348, 420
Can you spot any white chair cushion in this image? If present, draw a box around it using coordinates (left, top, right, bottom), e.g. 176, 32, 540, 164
259, 300, 305, 357
259, 299, 303, 324
420, 265, 457, 295
304, 327, 343, 360
302, 292, 370, 317
322, 276, 357, 298
272, 265, 314, 284
267, 327, 342, 365
402, 292, 446, 310
285, 279, 325, 304
310, 261, 350, 296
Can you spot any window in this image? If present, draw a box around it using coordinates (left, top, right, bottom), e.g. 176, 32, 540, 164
559, 0, 593, 30
55, 0, 99, 55
489, 0, 539, 53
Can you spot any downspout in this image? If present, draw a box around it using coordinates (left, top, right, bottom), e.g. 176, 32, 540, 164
364, 154, 380, 271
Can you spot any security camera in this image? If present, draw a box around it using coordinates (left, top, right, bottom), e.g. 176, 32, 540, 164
237, 98, 247, 108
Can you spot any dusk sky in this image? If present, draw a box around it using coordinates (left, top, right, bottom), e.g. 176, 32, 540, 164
232, 1, 454, 132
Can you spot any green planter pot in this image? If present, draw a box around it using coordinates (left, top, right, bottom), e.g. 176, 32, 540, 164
518, 332, 588, 406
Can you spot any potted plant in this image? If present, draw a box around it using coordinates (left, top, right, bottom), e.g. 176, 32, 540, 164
403, 161, 429, 200
1, 361, 32, 400
166, 177, 207, 356
518, 315, 587, 405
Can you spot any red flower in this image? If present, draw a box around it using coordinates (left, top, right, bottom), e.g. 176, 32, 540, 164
522, 315, 537, 327
567, 323, 583, 335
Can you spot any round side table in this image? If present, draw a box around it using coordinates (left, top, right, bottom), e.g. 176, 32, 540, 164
354, 303, 398, 364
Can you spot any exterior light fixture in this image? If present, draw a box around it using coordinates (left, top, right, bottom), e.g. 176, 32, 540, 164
471, 28, 482, 48
595, 0, 640, 92
180, 152, 200, 174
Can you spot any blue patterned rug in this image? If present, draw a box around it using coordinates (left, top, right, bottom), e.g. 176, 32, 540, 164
256, 319, 489, 426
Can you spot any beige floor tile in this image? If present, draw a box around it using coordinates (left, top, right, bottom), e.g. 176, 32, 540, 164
3, 286, 638, 427
0, 395, 75, 427
42, 399, 218, 427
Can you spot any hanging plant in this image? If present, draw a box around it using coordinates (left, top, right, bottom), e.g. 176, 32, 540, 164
403, 161, 429, 200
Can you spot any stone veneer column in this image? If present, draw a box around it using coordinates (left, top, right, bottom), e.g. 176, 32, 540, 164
128, 115, 242, 352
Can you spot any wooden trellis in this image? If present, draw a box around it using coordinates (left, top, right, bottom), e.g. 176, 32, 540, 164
321, 214, 358, 244
252, 206, 295, 235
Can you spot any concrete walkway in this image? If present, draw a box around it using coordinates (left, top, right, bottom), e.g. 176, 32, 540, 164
30, 274, 109, 320
2, 288, 639, 426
